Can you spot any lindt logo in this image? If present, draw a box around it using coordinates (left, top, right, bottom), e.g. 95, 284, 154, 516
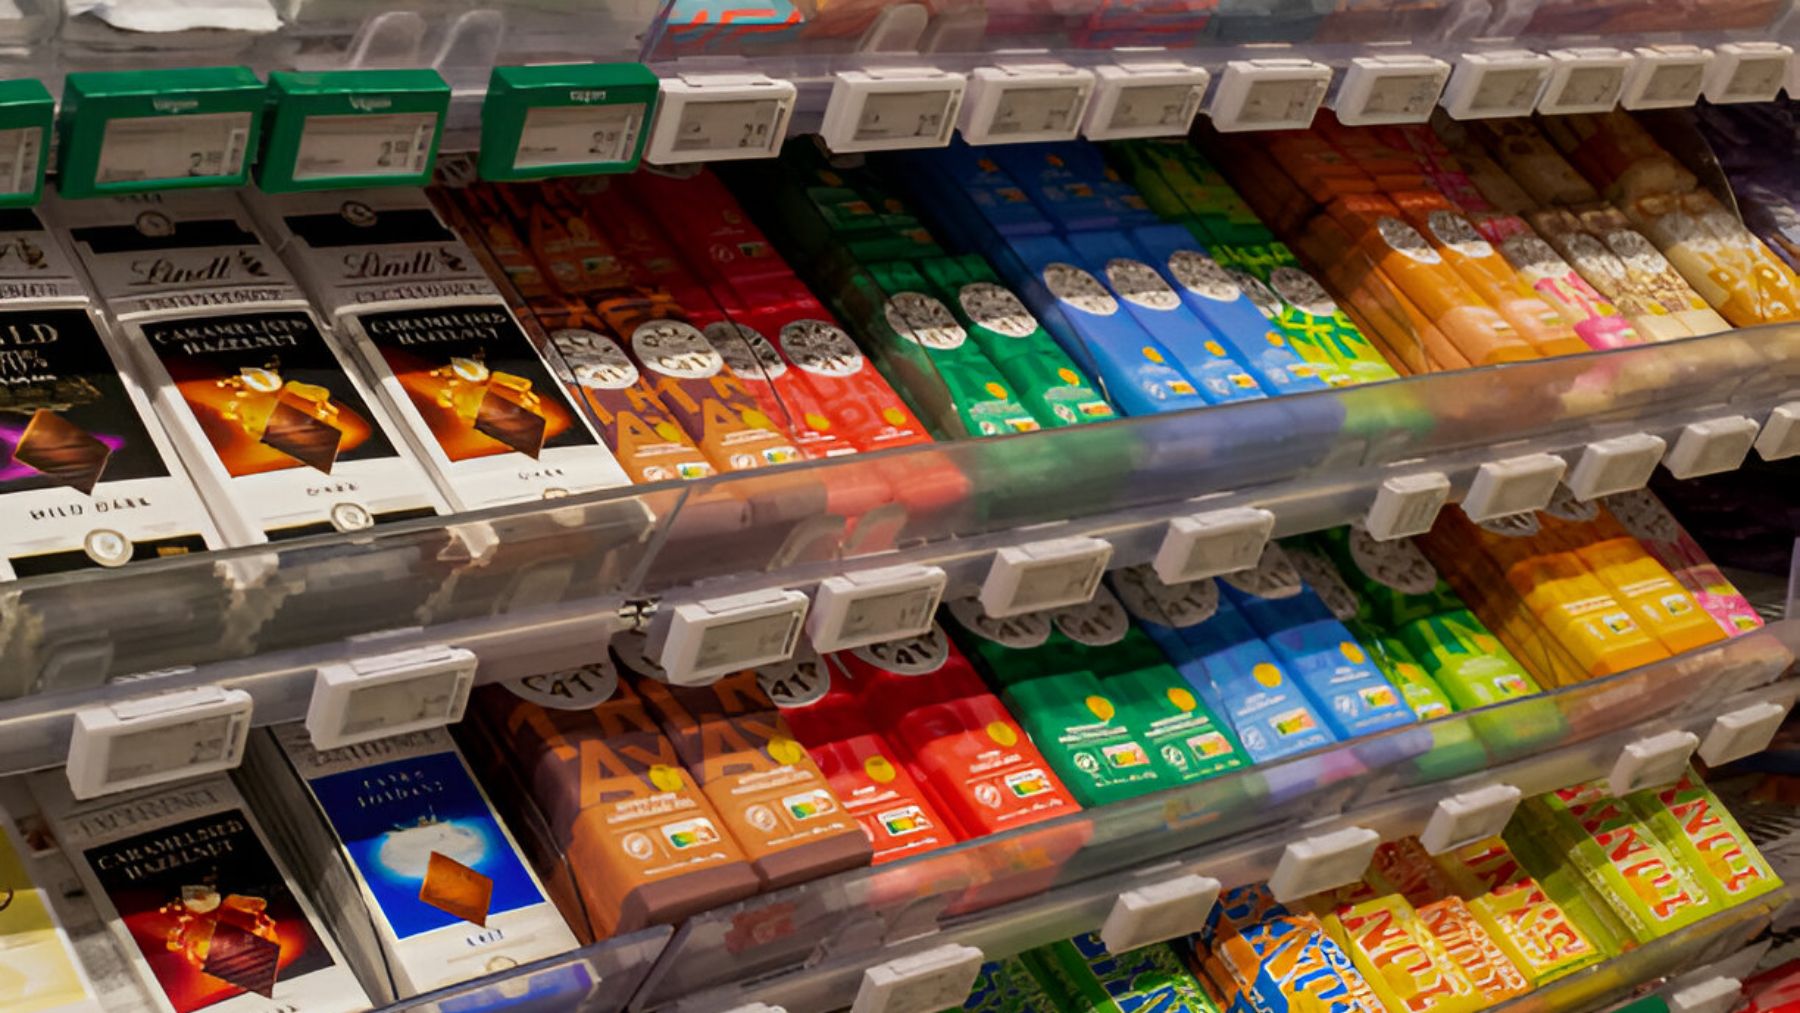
341, 246, 466, 278
129, 250, 268, 285
152, 97, 200, 113
569, 89, 608, 102
349, 95, 393, 111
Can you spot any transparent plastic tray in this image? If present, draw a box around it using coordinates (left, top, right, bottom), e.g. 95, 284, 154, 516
0, 324, 1794, 777
625, 620, 1797, 1010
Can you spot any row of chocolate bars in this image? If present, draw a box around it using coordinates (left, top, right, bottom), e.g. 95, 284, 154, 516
4, 103, 1794, 586
0, 479, 1785, 1012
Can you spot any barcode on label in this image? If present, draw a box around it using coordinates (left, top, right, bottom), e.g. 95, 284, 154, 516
95, 111, 254, 184
0, 126, 39, 195
294, 111, 438, 180
514, 103, 646, 168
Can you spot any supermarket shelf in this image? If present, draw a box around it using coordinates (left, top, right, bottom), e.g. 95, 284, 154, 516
2, 0, 1795, 157
375, 928, 671, 1013
0, 326, 1795, 779
622, 627, 1799, 1012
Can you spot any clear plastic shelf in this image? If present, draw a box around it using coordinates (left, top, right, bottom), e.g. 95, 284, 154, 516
0, 326, 1796, 780
628, 621, 1799, 1011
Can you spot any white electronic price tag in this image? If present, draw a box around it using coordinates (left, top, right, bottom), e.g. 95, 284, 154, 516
1755, 402, 1800, 461
1704, 43, 1792, 104
852, 943, 985, 1013
306, 645, 477, 751
1365, 472, 1450, 541
1153, 506, 1276, 585
1269, 826, 1379, 903
1101, 873, 1221, 954
960, 63, 1095, 145
807, 564, 948, 653
1081, 62, 1210, 141
1420, 784, 1522, 855
660, 588, 810, 685
1209, 59, 1331, 133
979, 535, 1113, 618
1538, 48, 1631, 115
1699, 700, 1791, 766
1567, 433, 1666, 501
1664, 416, 1760, 480
1335, 55, 1451, 126
1670, 978, 1743, 1013
644, 72, 795, 165
67, 685, 253, 800
1609, 729, 1699, 797
1623, 46, 1713, 109
821, 68, 966, 153
1460, 453, 1566, 523
1441, 50, 1551, 120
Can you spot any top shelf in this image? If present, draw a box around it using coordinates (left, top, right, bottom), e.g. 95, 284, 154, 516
0, 323, 1795, 778
7, 0, 1794, 88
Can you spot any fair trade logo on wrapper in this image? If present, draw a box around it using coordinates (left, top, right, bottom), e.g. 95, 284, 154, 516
1377, 217, 1442, 264
1228, 269, 1280, 320
1427, 210, 1496, 258
1052, 585, 1129, 646
1167, 249, 1241, 303
551, 329, 640, 391
704, 321, 788, 380
1544, 483, 1599, 523
1478, 512, 1540, 538
779, 320, 864, 377
852, 624, 951, 675
884, 292, 967, 350
1286, 546, 1360, 621
947, 597, 1051, 649
755, 653, 830, 708
1113, 564, 1219, 629
958, 283, 1038, 338
1606, 489, 1682, 543
504, 661, 620, 710
1219, 543, 1304, 599
1348, 526, 1440, 595
1105, 258, 1181, 311
1043, 263, 1119, 316
1269, 267, 1341, 317
632, 320, 723, 379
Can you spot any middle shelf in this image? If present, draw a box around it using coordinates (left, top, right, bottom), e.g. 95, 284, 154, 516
1, 324, 1796, 780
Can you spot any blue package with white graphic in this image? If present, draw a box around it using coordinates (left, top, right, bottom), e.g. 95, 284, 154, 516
1129, 224, 1332, 396
1220, 579, 1417, 740
1005, 233, 1210, 415
273, 723, 579, 998
1074, 229, 1268, 405
1116, 574, 1335, 762
309, 749, 547, 939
